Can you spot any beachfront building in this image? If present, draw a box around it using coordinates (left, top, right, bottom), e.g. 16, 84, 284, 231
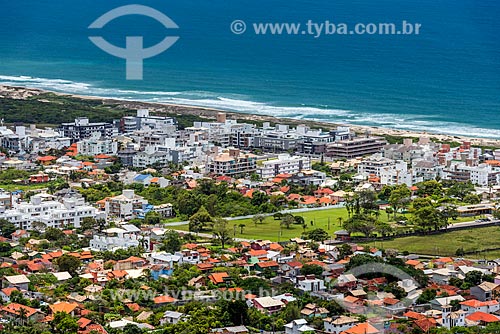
0, 194, 104, 230
326, 136, 387, 159
258, 154, 311, 179
443, 161, 500, 186
58, 117, 116, 143
207, 148, 257, 176
29, 131, 71, 153
120, 109, 176, 133
76, 132, 118, 156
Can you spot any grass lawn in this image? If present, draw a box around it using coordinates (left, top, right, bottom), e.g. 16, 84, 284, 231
361, 226, 500, 259
175, 207, 410, 241
175, 207, 352, 241
0, 183, 51, 192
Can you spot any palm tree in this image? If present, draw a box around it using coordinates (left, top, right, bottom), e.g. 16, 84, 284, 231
337, 217, 343, 227
18, 306, 27, 325
238, 224, 246, 234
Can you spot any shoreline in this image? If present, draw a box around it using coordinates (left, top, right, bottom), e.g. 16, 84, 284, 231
1, 84, 499, 148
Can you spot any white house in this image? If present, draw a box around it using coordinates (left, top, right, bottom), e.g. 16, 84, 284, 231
324, 315, 359, 334
296, 275, 325, 292
284, 319, 315, 334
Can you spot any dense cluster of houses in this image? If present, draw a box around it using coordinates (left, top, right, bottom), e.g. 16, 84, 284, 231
4, 231, 500, 333
0, 110, 500, 332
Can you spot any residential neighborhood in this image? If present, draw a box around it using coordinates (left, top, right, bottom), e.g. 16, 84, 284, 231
0, 110, 499, 333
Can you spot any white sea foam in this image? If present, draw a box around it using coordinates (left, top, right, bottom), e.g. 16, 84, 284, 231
1, 75, 499, 139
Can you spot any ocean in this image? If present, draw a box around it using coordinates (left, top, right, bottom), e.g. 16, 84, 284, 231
1, 0, 499, 138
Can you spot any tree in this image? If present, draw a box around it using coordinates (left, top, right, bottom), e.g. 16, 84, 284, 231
305, 228, 329, 242
51, 312, 79, 334
301, 264, 323, 276
238, 224, 246, 234
446, 181, 475, 201
252, 214, 266, 227
212, 218, 232, 249
375, 221, 393, 236
294, 215, 305, 225
55, 254, 81, 275
338, 244, 353, 259
0, 219, 16, 238
189, 206, 212, 232
463, 193, 481, 205
251, 191, 269, 207
416, 289, 437, 304
412, 205, 444, 231
281, 214, 295, 229
358, 190, 378, 214
385, 207, 394, 220
79, 217, 96, 231
43, 227, 66, 241
123, 324, 143, 334
343, 214, 377, 237
160, 230, 182, 253
464, 270, 483, 286
389, 185, 411, 217
416, 180, 443, 197
144, 211, 161, 225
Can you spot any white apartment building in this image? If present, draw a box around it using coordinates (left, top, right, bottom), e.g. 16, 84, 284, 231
89, 225, 150, 251
105, 189, 148, 220
443, 161, 500, 186
379, 161, 423, 186
76, 132, 118, 156
357, 154, 396, 176
121, 109, 176, 133
132, 146, 172, 168
0, 194, 104, 230
258, 154, 311, 179
207, 149, 257, 176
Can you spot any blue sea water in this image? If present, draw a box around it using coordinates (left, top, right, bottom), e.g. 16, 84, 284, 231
0, 0, 499, 138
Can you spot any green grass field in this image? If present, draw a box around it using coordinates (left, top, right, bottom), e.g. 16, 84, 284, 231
361, 226, 500, 259
0, 183, 51, 192
174, 206, 481, 242
176, 207, 413, 241
174, 207, 351, 241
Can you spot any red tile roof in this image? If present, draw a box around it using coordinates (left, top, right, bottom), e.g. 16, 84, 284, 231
466, 311, 500, 323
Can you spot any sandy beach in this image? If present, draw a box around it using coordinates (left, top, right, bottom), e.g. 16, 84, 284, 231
1, 84, 499, 148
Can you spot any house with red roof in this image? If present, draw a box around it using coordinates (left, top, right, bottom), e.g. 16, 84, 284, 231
460, 299, 500, 315
1, 303, 43, 325
0, 287, 18, 303
153, 295, 177, 306
466, 311, 500, 325
254, 261, 279, 273
208, 272, 230, 286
